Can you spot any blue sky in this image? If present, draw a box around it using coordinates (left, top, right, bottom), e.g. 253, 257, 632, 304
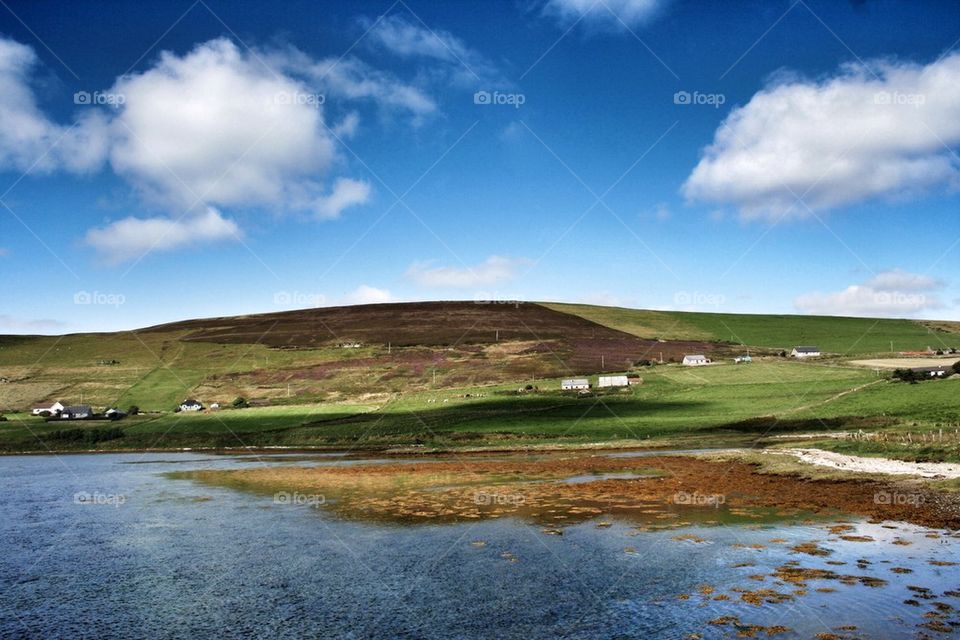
0, 0, 958, 333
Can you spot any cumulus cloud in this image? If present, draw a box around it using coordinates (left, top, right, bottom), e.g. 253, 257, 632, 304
406, 255, 529, 288
0, 35, 433, 263
0, 36, 109, 174
794, 269, 945, 318
313, 177, 372, 219
85, 207, 241, 264
684, 53, 960, 220
344, 284, 394, 305
544, 0, 665, 29
107, 38, 337, 211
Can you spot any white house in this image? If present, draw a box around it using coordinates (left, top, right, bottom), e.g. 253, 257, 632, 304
682, 355, 710, 366
561, 378, 590, 391
910, 366, 951, 378
734, 355, 753, 364
179, 399, 204, 412
31, 401, 65, 416
791, 346, 821, 358
598, 375, 629, 388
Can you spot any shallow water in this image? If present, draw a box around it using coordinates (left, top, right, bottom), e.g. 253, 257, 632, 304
1, 453, 958, 639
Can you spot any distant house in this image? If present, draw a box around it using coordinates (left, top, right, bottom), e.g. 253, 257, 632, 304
682, 355, 710, 366
60, 405, 92, 420
791, 346, 821, 358
626, 374, 643, 386
598, 375, 629, 388
104, 408, 126, 420
179, 399, 204, 412
561, 378, 590, 391
209, 402, 221, 411
734, 355, 753, 364
31, 401, 64, 416
909, 366, 952, 378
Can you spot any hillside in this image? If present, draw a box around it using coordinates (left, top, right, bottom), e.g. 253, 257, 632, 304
543, 303, 960, 355
0, 301, 957, 413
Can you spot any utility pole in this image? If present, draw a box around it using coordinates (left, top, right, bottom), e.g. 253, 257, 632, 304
601, 355, 605, 370
496, 329, 499, 342
388, 342, 391, 355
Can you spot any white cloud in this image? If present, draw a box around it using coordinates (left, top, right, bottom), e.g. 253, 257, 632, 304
0, 315, 68, 332
313, 177, 372, 219
684, 53, 960, 220
544, 0, 665, 29
360, 14, 500, 87
406, 255, 529, 288
85, 207, 240, 264
344, 284, 394, 305
794, 269, 945, 318
108, 38, 337, 211
0, 36, 109, 174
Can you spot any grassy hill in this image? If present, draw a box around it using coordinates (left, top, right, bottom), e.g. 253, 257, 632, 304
1, 301, 958, 452
544, 303, 960, 354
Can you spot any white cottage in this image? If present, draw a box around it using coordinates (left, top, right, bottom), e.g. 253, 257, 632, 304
682, 355, 710, 366
598, 375, 629, 388
31, 401, 65, 416
791, 346, 821, 358
561, 378, 590, 391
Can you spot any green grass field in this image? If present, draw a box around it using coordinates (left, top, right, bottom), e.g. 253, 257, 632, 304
545, 303, 960, 354
5, 359, 955, 455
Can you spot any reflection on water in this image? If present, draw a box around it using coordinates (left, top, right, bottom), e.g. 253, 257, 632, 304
1, 452, 958, 639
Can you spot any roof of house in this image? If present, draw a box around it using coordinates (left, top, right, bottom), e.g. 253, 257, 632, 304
181, 399, 202, 405
684, 354, 707, 359
63, 405, 92, 413
793, 346, 820, 352
562, 378, 590, 385
909, 366, 951, 373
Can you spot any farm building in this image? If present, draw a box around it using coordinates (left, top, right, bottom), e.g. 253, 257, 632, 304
598, 375, 629, 388
31, 401, 64, 416
734, 355, 753, 364
626, 374, 642, 385
180, 399, 204, 412
909, 366, 952, 378
791, 346, 821, 358
561, 378, 590, 391
682, 355, 710, 366
60, 405, 92, 420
